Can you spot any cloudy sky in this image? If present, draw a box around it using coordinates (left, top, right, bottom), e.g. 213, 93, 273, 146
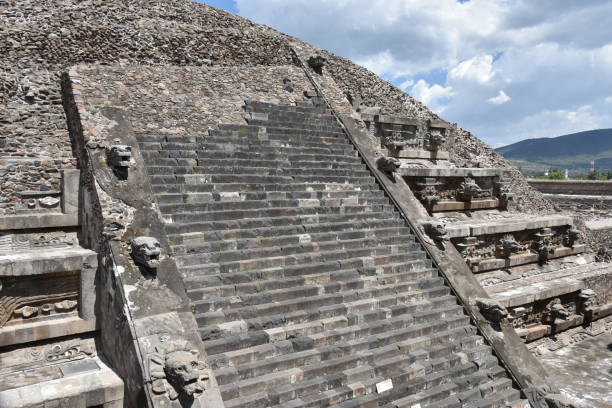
200, 0, 612, 147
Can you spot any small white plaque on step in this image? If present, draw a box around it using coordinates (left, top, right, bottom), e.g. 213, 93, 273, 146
376, 379, 393, 393
410, 405, 421, 408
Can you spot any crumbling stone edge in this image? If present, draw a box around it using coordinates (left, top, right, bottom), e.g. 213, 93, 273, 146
293, 48, 572, 408
61, 66, 225, 408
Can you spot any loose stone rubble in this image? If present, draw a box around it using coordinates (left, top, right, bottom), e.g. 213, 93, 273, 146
1, 0, 610, 407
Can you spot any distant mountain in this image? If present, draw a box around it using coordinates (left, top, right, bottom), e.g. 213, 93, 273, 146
496, 128, 612, 171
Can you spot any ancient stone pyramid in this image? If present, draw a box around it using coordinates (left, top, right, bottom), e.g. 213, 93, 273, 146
1, 1, 610, 407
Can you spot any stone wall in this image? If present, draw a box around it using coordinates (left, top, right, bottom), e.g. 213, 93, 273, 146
65, 64, 315, 136
529, 180, 612, 195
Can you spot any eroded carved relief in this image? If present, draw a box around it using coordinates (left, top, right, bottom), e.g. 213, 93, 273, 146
106, 144, 132, 180
131, 237, 162, 273
0, 231, 77, 255
474, 298, 508, 324
377, 156, 401, 175
423, 221, 449, 242
451, 225, 584, 272
415, 178, 441, 208
15, 191, 62, 214
307, 55, 327, 75
149, 339, 209, 401
406, 175, 503, 212
0, 271, 80, 327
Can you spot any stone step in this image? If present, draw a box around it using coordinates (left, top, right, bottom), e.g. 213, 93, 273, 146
165, 203, 395, 225
152, 181, 379, 195
183, 252, 430, 291
196, 279, 450, 334
217, 327, 476, 404
158, 196, 389, 216
207, 301, 452, 370
244, 101, 330, 115
246, 118, 343, 133
214, 122, 348, 143
245, 109, 337, 123
142, 149, 362, 164
139, 140, 356, 157
146, 157, 365, 171
156, 188, 384, 206
172, 225, 412, 256
168, 216, 402, 246
145, 165, 372, 180
213, 321, 476, 386
165, 211, 401, 235
192, 274, 445, 314
187, 267, 439, 304
217, 123, 346, 138
149, 173, 375, 186
224, 334, 485, 408
200, 295, 461, 355
179, 241, 422, 276
140, 134, 350, 151
176, 234, 414, 267
140, 128, 347, 145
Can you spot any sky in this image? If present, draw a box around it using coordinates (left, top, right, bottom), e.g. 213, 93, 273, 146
197, 0, 612, 147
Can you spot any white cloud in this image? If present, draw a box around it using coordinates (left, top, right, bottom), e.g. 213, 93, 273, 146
488, 90, 511, 105
399, 79, 414, 91
449, 55, 495, 84
410, 80, 454, 114
235, 0, 612, 146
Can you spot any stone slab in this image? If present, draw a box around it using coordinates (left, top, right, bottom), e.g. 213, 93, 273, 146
471, 245, 587, 273
395, 149, 450, 160
432, 198, 501, 212
398, 167, 503, 178
492, 278, 585, 308
585, 218, 612, 231
0, 357, 124, 408
0, 247, 96, 276
445, 215, 573, 238
0, 316, 97, 347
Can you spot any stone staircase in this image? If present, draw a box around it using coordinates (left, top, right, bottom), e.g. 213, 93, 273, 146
136, 100, 526, 407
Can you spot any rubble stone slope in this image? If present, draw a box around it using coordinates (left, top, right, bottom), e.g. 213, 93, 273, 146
1, 0, 553, 216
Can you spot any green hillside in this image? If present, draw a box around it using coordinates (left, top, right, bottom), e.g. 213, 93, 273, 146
496, 128, 612, 171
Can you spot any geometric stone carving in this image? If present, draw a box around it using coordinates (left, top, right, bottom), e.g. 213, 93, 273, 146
457, 176, 488, 201
415, 178, 441, 208
307, 55, 327, 75
449, 220, 586, 273
0, 271, 80, 328
534, 228, 555, 264
106, 145, 132, 180
401, 168, 505, 212
131, 237, 162, 271
148, 338, 209, 401
426, 119, 449, 151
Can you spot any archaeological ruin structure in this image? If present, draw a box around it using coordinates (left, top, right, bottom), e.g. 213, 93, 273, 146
1, 1, 611, 407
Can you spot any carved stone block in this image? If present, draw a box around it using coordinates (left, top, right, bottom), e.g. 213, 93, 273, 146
131, 237, 162, 272
307, 55, 327, 75
106, 144, 132, 180
376, 156, 401, 175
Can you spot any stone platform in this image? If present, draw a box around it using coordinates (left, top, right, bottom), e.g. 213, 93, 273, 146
539, 331, 612, 408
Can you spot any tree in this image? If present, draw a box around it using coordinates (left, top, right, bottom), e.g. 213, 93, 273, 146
548, 169, 565, 180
